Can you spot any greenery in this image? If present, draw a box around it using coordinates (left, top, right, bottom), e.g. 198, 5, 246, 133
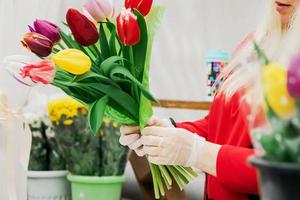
28, 118, 66, 171
48, 97, 128, 176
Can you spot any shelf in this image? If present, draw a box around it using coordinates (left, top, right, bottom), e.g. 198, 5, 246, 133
153, 99, 211, 110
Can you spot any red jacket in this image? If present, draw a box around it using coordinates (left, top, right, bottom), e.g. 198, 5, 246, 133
177, 92, 259, 200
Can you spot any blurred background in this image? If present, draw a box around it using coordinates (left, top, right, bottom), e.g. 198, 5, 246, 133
0, 0, 264, 199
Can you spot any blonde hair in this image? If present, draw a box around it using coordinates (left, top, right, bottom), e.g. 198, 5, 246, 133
218, 0, 300, 100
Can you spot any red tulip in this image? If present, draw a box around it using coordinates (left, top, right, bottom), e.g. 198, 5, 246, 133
21, 33, 54, 57
117, 9, 141, 46
125, 0, 153, 16
29, 19, 61, 43
21, 60, 56, 85
66, 8, 99, 46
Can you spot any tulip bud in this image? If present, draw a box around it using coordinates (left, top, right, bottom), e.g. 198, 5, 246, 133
66, 8, 99, 46
263, 63, 296, 118
21, 33, 54, 57
125, 0, 153, 16
117, 9, 141, 46
21, 60, 56, 84
83, 0, 114, 22
29, 19, 61, 43
52, 49, 91, 75
288, 53, 300, 99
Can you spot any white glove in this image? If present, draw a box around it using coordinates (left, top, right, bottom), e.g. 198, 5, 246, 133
140, 126, 206, 167
119, 117, 174, 156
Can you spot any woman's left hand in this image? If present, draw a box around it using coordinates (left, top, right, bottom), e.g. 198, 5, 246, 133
141, 126, 206, 167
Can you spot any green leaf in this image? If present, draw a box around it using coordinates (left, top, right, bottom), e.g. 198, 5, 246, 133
100, 56, 124, 75
109, 66, 157, 102
88, 96, 109, 135
137, 6, 164, 128
72, 71, 120, 88
70, 82, 139, 121
99, 23, 110, 59
133, 10, 148, 82
88, 83, 139, 120
59, 31, 77, 48
68, 84, 103, 104
106, 21, 118, 56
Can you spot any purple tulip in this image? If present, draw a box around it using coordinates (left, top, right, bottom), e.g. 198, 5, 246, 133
288, 53, 300, 99
29, 19, 61, 43
21, 32, 54, 57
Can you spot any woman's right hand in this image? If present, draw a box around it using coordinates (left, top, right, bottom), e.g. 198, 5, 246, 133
119, 117, 174, 157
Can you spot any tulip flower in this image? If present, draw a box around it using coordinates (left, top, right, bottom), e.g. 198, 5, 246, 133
83, 0, 114, 22
3, 55, 55, 86
263, 63, 296, 118
52, 49, 91, 75
29, 19, 61, 43
21, 60, 56, 84
125, 0, 153, 16
66, 8, 99, 46
117, 9, 141, 46
288, 53, 300, 99
21, 33, 54, 57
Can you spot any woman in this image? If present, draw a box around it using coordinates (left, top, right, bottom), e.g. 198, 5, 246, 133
119, 0, 300, 199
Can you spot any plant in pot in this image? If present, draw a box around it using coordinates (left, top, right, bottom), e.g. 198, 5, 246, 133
248, 43, 300, 200
47, 97, 128, 200
27, 116, 70, 200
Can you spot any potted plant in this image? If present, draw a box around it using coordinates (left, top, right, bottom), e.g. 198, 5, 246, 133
27, 116, 71, 200
248, 43, 300, 200
47, 97, 128, 200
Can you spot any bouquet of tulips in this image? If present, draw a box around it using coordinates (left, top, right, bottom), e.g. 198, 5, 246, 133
252, 42, 300, 163
3, 0, 197, 198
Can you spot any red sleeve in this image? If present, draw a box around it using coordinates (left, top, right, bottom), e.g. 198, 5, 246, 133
175, 115, 209, 138
216, 145, 258, 195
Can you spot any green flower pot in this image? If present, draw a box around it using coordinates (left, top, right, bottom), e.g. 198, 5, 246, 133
67, 174, 125, 200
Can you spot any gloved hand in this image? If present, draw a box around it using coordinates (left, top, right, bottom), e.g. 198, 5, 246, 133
119, 117, 174, 156
140, 126, 206, 167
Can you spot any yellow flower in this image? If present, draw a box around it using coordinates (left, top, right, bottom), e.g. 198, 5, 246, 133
48, 97, 87, 124
51, 49, 91, 75
262, 63, 296, 118
102, 117, 111, 127
63, 119, 74, 125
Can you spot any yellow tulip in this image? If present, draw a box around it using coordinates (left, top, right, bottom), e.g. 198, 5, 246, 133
52, 49, 91, 75
262, 63, 296, 118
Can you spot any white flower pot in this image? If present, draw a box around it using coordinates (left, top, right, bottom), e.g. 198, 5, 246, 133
27, 170, 71, 200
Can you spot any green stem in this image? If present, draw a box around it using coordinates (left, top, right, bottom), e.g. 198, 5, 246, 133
91, 44, 100, 57
154, 165, 165, 197
129, 46, 140, 104
158, 165, 172, 186
166, 166, 184, 190
253, 41, 270, 65
149, 163, 160, 199
183, 167, 198, 177
57, 42, 65, 50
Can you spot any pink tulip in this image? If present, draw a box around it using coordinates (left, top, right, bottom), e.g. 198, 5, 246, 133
288, 53, 300, 99
21, 60, 56, 85
83, 0, 114, 22
4, 55, 55, 86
